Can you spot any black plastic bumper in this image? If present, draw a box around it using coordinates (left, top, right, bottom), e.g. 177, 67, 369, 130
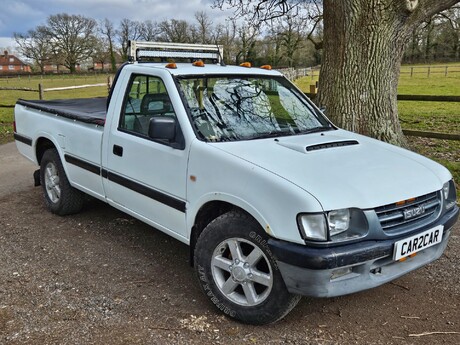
268, 205, 459, 270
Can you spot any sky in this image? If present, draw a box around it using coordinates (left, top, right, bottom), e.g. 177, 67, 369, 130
0, 0, 233, 50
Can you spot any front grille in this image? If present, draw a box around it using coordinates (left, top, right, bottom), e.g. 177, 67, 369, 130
375, 191, 441, 233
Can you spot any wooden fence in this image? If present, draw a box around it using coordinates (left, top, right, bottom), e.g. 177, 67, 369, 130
0, 76, 113, 106
304, 92, 460, 141
297, 65, 460, 80
304, 93, 460, 103
400, 65, 460, 77
279, 68, 313, 81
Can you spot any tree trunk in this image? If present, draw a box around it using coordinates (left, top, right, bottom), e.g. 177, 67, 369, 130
109, 42, 116, 72
316, 0, 459, 147
425, 20, 433, 61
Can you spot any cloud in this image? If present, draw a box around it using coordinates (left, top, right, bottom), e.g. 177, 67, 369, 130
0, 37, 17, 51
0, 0, 232, 37
0, 1, 47, 37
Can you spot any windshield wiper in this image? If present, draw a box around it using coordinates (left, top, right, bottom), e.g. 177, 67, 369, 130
300, 125, 334, 134
247, 130, 292, 140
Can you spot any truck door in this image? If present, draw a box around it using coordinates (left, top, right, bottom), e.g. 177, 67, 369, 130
103, 71, 189, 240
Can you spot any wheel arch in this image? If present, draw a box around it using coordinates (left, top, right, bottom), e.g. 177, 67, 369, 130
35, 136, 58, 165
189, 199, 267, 266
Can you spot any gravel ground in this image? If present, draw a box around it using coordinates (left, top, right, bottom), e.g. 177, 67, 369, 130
1, 142, 459, 344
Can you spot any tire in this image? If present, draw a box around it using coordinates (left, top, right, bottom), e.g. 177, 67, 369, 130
194, 210, 301, 325
40, 149, 84, 215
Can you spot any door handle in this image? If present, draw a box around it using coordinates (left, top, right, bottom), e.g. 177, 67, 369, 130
113, 145, 123, 157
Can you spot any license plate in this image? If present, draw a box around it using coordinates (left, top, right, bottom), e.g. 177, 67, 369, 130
393, 225, 444, 260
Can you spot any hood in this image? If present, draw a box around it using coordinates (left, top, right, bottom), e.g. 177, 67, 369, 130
210, 129, 451, 211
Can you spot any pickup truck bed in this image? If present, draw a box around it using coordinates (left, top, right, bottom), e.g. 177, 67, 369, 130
17, 98, 107, 126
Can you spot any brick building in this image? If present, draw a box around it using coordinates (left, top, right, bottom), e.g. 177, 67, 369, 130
42, 63, 81, 73
0, 51, 31, 74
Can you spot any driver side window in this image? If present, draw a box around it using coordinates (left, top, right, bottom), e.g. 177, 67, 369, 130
119, 74, 176, 137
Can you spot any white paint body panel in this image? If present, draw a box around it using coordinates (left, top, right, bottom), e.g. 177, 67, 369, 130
14, 104, 106, 200
103, 67, 189, 238
211, 129, 451, 210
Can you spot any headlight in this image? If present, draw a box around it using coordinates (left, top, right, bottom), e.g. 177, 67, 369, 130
443, 182, 450, 199
328, 209, 350, 236
298, 208, 368, 243
443, 180, 457, 211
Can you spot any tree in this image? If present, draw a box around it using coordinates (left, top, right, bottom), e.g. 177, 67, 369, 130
233, 24, 260, 64
272, 13, 306, 67
405, 25, 424, 62
91, 36, 111, 71
46, 14, 98, 73
214, 0, 460, 146
215, 20, 239, 63
317, 0, 460, 146
118, 19, 143, 60
194, 11, 214, 44
99, 18, 117, 71
429, 7, 460, 61
403, 7, 460, 63
140, 20, 161, 41
158, 19, 191, 43
304, 0, 323, 51
264, 30, 284, 66
14, 26, 52, 74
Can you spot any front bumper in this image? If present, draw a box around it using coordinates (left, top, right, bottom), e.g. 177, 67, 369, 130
269, 205, 459, 298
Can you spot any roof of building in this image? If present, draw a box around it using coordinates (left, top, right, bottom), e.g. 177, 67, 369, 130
0, 52, 29, 66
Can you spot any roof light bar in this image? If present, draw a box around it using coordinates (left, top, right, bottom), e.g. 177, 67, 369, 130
128, 41, 223, 64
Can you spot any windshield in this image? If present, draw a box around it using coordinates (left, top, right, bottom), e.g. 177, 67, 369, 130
178, 75, 333, 142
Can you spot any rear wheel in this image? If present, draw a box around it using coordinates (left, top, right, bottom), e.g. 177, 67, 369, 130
194, 211, 300, 325
40, 149, 83, 215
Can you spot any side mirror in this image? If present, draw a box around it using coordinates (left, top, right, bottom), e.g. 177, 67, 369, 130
148, 117, 176, 141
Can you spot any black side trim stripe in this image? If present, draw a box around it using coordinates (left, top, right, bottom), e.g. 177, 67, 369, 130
107, 171, 186, 213
64, 154, 101, 175
14, 133, 32, 146
64, 155, 185, 213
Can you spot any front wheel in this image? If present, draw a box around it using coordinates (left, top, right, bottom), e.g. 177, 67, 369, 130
40, 149, 84, 215
194, 211, 300, 324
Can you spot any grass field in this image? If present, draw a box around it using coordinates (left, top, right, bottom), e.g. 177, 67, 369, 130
0, 74, 110, 145
397, 69, 459, 188
1, 67, 459, 197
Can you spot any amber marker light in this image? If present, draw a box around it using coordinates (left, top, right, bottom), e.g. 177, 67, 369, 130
395, 197, 416, 206
399, 257, 407, 262
409, 253, 417, 258
260, 65, 272, 70
192, 60, 205, 67
165, 62, 177, 69
240, 62, 251, 68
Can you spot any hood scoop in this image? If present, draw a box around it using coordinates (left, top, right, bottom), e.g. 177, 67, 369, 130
306, 140, 359, 152
276, 136, 360, 154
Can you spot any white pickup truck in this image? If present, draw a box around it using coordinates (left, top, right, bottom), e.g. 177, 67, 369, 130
14, 42, 458, 324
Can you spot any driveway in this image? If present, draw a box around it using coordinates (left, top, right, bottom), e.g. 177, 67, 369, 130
0, 143, 459, 344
